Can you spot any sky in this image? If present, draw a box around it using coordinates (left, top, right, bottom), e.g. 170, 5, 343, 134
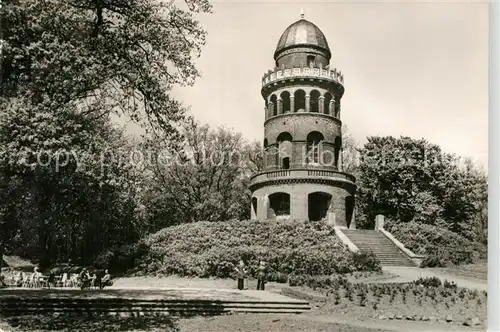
131, 0, 489, 168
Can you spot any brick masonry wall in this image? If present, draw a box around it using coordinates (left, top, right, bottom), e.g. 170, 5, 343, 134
264, 113, 341, 144
275, 47, 330, 68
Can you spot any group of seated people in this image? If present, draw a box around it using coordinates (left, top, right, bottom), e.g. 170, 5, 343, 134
77, 268, 113, 290
0, 267, 113, 289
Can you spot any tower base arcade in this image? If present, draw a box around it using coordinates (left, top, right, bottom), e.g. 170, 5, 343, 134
249, 174, 356, 228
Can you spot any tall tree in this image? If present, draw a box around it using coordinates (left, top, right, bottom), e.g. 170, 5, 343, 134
341, 125, 360, 176
0, 0, 211, 264
1, 0, 211, 134
356, 136, 487, 237
143, 118, 259, 228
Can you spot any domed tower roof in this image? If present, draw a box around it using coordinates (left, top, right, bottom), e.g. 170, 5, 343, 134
274, 17, 331, 61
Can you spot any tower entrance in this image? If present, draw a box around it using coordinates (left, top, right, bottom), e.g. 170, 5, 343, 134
308, 192, 332, 221
268, 192, 291, 218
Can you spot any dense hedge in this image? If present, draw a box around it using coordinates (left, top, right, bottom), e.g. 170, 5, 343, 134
114, 220, 382, 278
386, 222, 487, 267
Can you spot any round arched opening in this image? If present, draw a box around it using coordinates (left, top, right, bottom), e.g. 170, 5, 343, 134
268, 192, 291, 218
324, 93, 333, 115
308, 192, 332, 221
307, 131, 325, 164
294, 90, 306, 112
277, 132, 293, 169
270, 94, 278, 116
280, 91, 291, 113
310, 90, 321, 112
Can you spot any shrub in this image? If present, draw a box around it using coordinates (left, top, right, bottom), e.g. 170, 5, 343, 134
351, 250, 382, 272
414, 276, 442, 288
137, 219, 381, 278
267, 272, 288, 283
94, 242, 149, 274
288, 274, 350, 290
386, 222, 486, 266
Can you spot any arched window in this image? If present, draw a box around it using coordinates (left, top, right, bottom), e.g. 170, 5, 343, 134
307, 131, 324, 164
270, 94, 278, 116
294, 90, 306, 112
282, 157, 290, 169
308, 192, 332, 221
269, 192, 291, 217
310, 90, 320, 112
324, 93, 333, 115
307, 55, 316, 67
263, 138, 268, 148
334, 136, 342, 168
280, 91, 291, 113
277, 132, 293, 169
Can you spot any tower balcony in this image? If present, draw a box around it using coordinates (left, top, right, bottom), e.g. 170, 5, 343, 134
248, 168, 356, 192
261, 64, 344, 89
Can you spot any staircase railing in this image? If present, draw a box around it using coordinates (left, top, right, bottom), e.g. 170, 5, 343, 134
333, 227, 359, 252
378, 228, 425, 266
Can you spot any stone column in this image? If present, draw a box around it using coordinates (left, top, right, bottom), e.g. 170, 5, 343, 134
305, 95, 310, 112
331, 97, 335, 116
319, 96, 325, 113
277, 98, 283, 115
375, 215, 385, 230
350, 200, 357, 229
291, 193, 308, 220
268, 103, 274, 118
259, 196, 269, 220
326, 212, 336, 226
337, 100, 341, 119
290, 96, 295, 113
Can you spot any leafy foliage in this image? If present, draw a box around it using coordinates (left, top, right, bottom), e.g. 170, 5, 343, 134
356, 136, 487, 244
386, 222, 486, 267
0, 99, 146, 266
1, 0, 211, 133
141, 118, 263, 229
129, 220, 381, 278
0, 0, 211, 267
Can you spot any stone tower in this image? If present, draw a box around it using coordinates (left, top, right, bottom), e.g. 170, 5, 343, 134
249, 14, 356, 228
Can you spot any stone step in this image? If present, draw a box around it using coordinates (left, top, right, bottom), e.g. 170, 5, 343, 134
0, 298, 311, 316
342, 230, 416, 267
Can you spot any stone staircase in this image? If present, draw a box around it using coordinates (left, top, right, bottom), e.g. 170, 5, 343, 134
0, 289, 311, 317
342, 230, 416, 267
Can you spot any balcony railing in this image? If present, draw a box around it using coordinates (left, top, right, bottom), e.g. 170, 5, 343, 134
262, 64, 344, 87
250, 168, 355, 184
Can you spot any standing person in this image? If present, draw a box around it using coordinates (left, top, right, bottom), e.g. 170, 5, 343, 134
257, 261, 267, 291
78, 268, 90, 290
100, 269, 112, 289
234, 260, 247, 290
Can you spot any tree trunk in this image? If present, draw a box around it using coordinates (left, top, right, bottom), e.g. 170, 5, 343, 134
0, 244, 4, 277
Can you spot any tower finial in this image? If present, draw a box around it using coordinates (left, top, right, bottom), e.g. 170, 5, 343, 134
300, 8, 304, 19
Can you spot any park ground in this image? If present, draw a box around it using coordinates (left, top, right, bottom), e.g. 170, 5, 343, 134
0, 262, 487, 332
